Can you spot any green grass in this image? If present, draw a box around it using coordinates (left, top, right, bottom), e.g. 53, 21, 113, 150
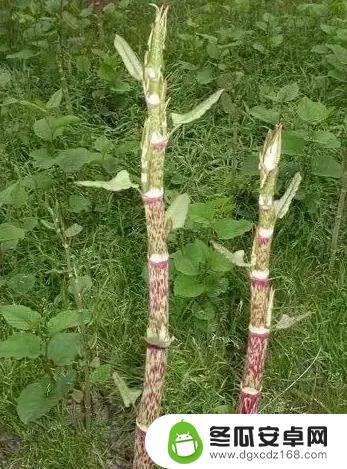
0, 0, 346, 467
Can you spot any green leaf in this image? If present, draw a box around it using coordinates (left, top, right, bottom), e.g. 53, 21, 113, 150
33, 118, 55, 142
7, 274, 36, 295
54, 148, 102, 173
282, 131, 306, 156
312, 154, 342, 179
113, 372, 142, 407
90, 364, 112, 384
165, 193, 190, 230
212, 242, 250, 267
249, 106, 280, 125
297, 97, 330, 124
0, 182, 20, 207
189, 202, 215, 226
47, 309, 91, 336
0, 224, 25, 243
328, 44, 347, 65
62, 11, 79, 29
213, 219, 253, 239
171, 89, 223, 127
114, 35, 143, 81
69, 275, 93, 296
16, 382, 58, 424
174, 240, 209, 276
277, 82, 299, 102
0, 305, 41, 330
308, 130, 341, 149
47, 333, 82, 366
207, 250, 233, 272
68, 195, 91, 213
64, 223, 83, 238
6, 49, 37, 60
0, 334, 42, 359
174, 274, 206, 298
196, 68, 214, 85
76, 170, 138, 191
46, 89, 63, 109
30, 148, 56, 169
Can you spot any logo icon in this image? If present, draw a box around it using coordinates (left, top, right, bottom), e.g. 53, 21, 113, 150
168, 420, 203, 464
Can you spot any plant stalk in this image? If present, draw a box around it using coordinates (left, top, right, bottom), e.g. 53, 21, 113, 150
239, 125, 281, 414
133, 6, 170, 468
330, 147, 347, 269
51, 208, 91, 429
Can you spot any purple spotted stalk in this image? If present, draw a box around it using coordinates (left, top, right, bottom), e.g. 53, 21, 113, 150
239, 125, 302, 414
133, 6, 170, 468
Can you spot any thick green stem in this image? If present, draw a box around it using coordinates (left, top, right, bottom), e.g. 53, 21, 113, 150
330, 148, 347, 269
133, 6, 170, 469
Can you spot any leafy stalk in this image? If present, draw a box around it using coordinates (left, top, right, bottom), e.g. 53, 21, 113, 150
239, 125, 301, 414
49, 207, 91, 429
330, 147, 347, 269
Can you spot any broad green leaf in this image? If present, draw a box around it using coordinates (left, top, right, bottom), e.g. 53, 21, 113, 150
46, 89, 63, 109
207, 250, 233, 273
62, 11, 79, 29
188, 202, 215, 226
33, 118, 55, 142
282, 130, 306, 156
0, 224, 25, 243
174, 274, 206, 298
76, 170, 138, 191
22, 217, 39, 231
0, 182, 19, 207
54, 148, 102, 173
90, 364, 112, 384
312, 154, 342, 179
196, 68, 214, 85
249, 106, 280, 125
171, 89, 223, 127
213, 218, 253, 240
68, 195, 91, 213
297, 97, 330, 124
0, 333, 42, 359
0, 305, 41, 330
174, 240, 209, 276
277, 82, 299, 102
308, 130, 341, 149
64, 223, 83, 238
328, 44, 347, 65
274, 173, 302, 219
69, 275, 93, 296
165, 193, 190, 230
7, 274, 36, 295
16, 382, 58, 424
212, 242, 250, 267
47, 309, 91, 336
114, 35, 143, 81
174, 251, 200, 276
53, 115, 80, 129
30, 148, 56, 169
47, 333, 82, 365
75, 55, 91, 73
113, 372, 142, 407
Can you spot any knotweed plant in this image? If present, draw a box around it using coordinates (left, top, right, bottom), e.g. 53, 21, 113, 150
240, 125, 301, 413
215, 125, 302, 414
77, 5, 222, 467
